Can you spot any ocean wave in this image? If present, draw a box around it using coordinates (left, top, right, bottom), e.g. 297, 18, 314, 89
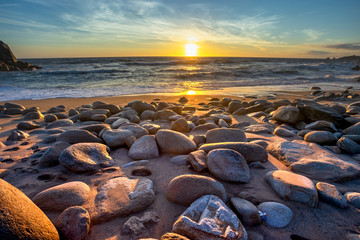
39, 69, 129, 75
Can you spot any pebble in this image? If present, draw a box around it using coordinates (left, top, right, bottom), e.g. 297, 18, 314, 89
258, 202, 293, 228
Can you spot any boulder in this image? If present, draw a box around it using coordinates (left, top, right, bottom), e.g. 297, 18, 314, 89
186, 150, 207, 172
156, 129, 197, 154
45, 119, 74, 129
172, 195, 247, 240
206, 149, 250, 183
7, 130, 29, 141
60, 143, 114, 173
231, 197, 261, 226
92, 177, 155, 223
265, 170, 318, 207
23, 110, 44, 120
39, 141, 71, 168
102, 129, 134, 148
55, 206, 90, 240
274, 127, 296, 138
272, 106, 300, 124
170, 118, 191, 133
17, 121, 40, 130
267, 140, 360, 181
337, 137, 360, 154
199, 142, 268, 163
57, 129, 103, 144
304, 120, 337, 132
128, 135, 159, 160
129, 101, 156, 114
0, 179, 59, 240
257, 202, 293, 228
343, 122, 360, 135
344, 192, 360, 209
304, 131, 337, 145
120, 124, 149, 138
166, 174, 227, 205
32, 181, 90, 212
205, 128, 246, 143
316, 182, 348, 208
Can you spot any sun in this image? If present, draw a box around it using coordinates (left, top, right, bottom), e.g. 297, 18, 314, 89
185, 43, 198, 57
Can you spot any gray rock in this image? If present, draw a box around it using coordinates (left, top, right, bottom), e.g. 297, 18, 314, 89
0, 179, 59, 240
80, 123, 110, 134
272, 106, 300, 124
218, 119, 229, 128
130, 101, 156, 114
343, 122, 360, 135
141, 110, 156, 120
243, 124, 273, 134
192, 135, 206, 146
210, 114, 232, 124
7, 130, 29, 141
257, 202, 293, 228
44, 114, 58, 123
166, 174, 227, 206
337, 137, 360, 154
128, 135, 159, 160
304, 120, 337, 132
55, 206, 90, 240
191, 123, 219, 133
4, 102, 26, 110
304, 131, 337, 145
274, 127, 296, 138
206, 149, 250, 183
111, 117, 130, 128
316, 182, 348, 208
92, 177, 155, 223
57, 129, 103, 144
32, 181, 90, 211
205, 128, 246, 143
186, 150, 207, 172
170, 118, 191, 133
152, 109, 177, 121
156, 129, 197, 154
170, 155, 188, 165
23, 110, 44, 120
39, 141, 71, 167
172, 195, 247, 240
45, 119, 74, 129
102, 129, 134, 148
200, 142, 268, 163
228, 100, 246, 113
140, 123, 161, 134
17, 121, 40, 130
265, 170, 318, 207
120, 124, 149, 138
231, 197, 261, 226
121, 211, 159, 237
60, 143, 114, 173
344, 192, 360, 209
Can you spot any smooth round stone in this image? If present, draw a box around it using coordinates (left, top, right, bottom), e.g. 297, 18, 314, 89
44, 114, 58, 122
170, 155, 188, 165
156, 129, 197, 154
206, 149, 250, 183
304, 131, 337, 145
45, 119, 74, 129
304, 120, 337, 132
57, 129, 103, 144
344, 192, 360, 209
316, 182, 348, 208
272, 106, 300, 124
23, 110, 44, 120
205, 128, 246, 143
55, 206, 90, 240
231, 197, 261, 226
102, 129, 134, 148
91, 114, 107, 121
120, 124, 149, 138
274, 127, 296, 138
17, 121, 40, 130
32, 181, 90, 211
39, 141, 71, 168
337, 137, 360, 154
128, 135, 159, 159
0, 179, 59, 240
170, 118, 191, 133
258, 202, 293, 228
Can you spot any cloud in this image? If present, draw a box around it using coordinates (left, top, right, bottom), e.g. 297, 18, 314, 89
303, 29, 324, 41
307, 50, 331, 55
325, 43, 360, 50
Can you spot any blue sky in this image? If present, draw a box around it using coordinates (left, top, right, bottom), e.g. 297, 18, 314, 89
1, 0, 360, 58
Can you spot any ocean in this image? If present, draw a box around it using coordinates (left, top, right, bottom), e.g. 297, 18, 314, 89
0, 57, 359, 101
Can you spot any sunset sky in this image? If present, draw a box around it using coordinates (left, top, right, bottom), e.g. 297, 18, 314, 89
1, 0, 360, 58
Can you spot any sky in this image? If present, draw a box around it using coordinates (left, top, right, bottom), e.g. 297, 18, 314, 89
1, 0, 360, 58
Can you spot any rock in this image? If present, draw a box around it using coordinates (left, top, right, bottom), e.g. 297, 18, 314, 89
272, 106, 300, 124
32, 181, 90, 211
206, 149, 250, 183
161, 232, 190, 240
218, 119, 229, 128
243, 124, 273, 134
265, 170, 318, 207
156, 129, 197, 154
4, 108, 23, 115
131, 166, 152, 176
343, 122, 360, 135
94, 103, 121, 114
128, 135, 159, 159
153, 109, 177, 121
0, 179, 59, 240
344, 192, 360, 209
122, 160, 150, 168
111, 117, 130, 128
172, 195, 247, 240
267, 140, 360, 181
257, 202, 293, 228
39, 141, 71, 167
55, 206, 90, 240
45, 119, 74, 129
228, 100, 246, 113
57, 129, 103, 144
179, 96, 188, 104
170, 118, 191, 133
92, 177, 155, 223
7, 130, 29, 141
274, 127, 296, 137
304, 120, 337, 132
91, 114, 107, 121
23, 110, 44, 120
102, 129, 134, 148
166, 174, 227, 205
130, 100, 156, 114
186, 150, 207, 172
121, 211, 159, 237
304, 131, 337, 145
316, 182, 348, 208
170, 155, 188, 165
346, 233, 360, 240
205, 128, 246, 143
4, 102, 26, 110
210, 114, 232, 124
191, 123, 219, 133
44, 114, 58, 123
60, 143, 113, 173
16, 121, 40, 130
120, 124, 149, 138
141, 110, 156, 120
200, 142, 268, 163
80, 123, 110, 134
231, 197, 261, 226
337, 137, 360, 154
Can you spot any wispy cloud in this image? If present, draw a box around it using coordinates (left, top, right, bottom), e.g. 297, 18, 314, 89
325, 43, 360, 50
307, 50, 331, 55
303, 29, 324, 41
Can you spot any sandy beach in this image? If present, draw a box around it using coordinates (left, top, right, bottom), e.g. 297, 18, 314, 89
1, 87, 360, 240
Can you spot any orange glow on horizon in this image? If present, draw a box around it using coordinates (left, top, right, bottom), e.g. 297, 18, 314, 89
185, 43, 199, 57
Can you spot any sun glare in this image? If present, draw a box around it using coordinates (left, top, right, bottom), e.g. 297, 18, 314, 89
185, 43, 198, 57
187, 90, 196, 95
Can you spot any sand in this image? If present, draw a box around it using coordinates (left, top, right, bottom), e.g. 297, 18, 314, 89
1, 89, 360, 240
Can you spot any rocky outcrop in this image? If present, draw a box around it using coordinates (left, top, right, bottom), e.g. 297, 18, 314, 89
0, 41, 41, 71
